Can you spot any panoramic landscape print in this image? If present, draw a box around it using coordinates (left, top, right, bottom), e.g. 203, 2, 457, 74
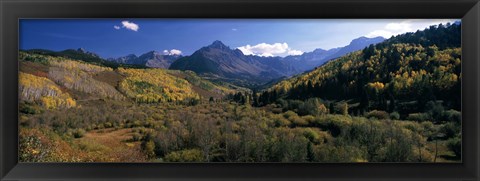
19, 19, 461, 162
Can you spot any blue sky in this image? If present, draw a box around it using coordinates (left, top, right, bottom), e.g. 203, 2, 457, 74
20, 19, 458, 58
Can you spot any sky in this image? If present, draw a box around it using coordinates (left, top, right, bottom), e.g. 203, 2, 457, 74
20, 19, 459, 58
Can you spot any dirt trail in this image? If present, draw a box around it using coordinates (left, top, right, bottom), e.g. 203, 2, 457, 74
77, 128, 147, 162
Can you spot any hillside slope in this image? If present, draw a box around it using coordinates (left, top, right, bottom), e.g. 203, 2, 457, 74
260, 23, 461, 117
19, 51, 238, 107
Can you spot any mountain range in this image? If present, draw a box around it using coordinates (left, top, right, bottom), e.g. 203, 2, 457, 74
23, 35, 385, 87
108, 51, 182, 69
169, 41, 295, 86
282, 36, 385, 72
169, 36, 384, 85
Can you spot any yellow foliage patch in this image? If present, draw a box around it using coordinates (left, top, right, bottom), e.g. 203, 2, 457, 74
368, 82, 385, 90
50, 59, 112, 73
19, 72, 76, 109
118, 68, 199, 103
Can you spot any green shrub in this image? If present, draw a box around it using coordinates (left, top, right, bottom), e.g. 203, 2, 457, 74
425, 101, 444, 122
78, 139, 110, 152
142, 140, 156, 159
132, 120, 142, 128
334, 102, 349, 115
126, 120, 142, 128
143, 120, 156, 128
283, 111, 298, 119
291, 116, 308, 127
91, 124, 98, 130
72, 128, 86, 138
97, 124, 105, 129
366, 110, 389, 120
302, 115, 315, 125
20, 104, 40, 114
19, 115, 32, 127
414, 148, 434, 162
447, 137, 461, 158
407, 113, 431, 122
130, 133, 142, 142
85, 126, 93, 132
314, 115, 351, 137
164, 149, 204, 162
420, 121, 435, 137
104, 122, 113, 128
285, 100, 303, 112
274, 116, 291, 127
442, 109, 461, 124
297, 98, 327, 116
303, 128, 320, 143
390, 112, 400, 120
440, 122, 460, 139
314, 144, 364, 162
379, 131, 414, 162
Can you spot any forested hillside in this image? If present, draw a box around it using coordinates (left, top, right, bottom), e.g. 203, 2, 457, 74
117, 68, 200, 103
19, 72, 77, 109
23, 48, 147, 69
282, 36, 385, 72
260, 23, 461, 118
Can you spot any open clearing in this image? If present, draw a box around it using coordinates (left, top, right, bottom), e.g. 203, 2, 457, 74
75, 128, 147, 162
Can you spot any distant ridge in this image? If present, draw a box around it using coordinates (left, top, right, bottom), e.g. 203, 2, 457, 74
22, 48, 146, 68
109, 51, 182, 69
282, 36, 385, 72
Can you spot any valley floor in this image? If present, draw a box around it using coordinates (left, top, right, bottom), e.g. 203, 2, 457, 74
75, 128, 146, 162
19, 99, 460, 163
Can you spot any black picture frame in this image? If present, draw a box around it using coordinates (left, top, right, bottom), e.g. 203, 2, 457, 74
1, 0, 479, 180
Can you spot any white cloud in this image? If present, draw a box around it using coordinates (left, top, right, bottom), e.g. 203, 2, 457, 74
288, 49, 304, 56
366, 30, 396, 38
121, 21, 139, 31
237, 42, 303, 57
385, 22, 412, 32
366, 19, 457, 38
366, 21, 413, 38
113, 25, 120, 30
163, 49, 182, 55
232, 28, 238, 31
